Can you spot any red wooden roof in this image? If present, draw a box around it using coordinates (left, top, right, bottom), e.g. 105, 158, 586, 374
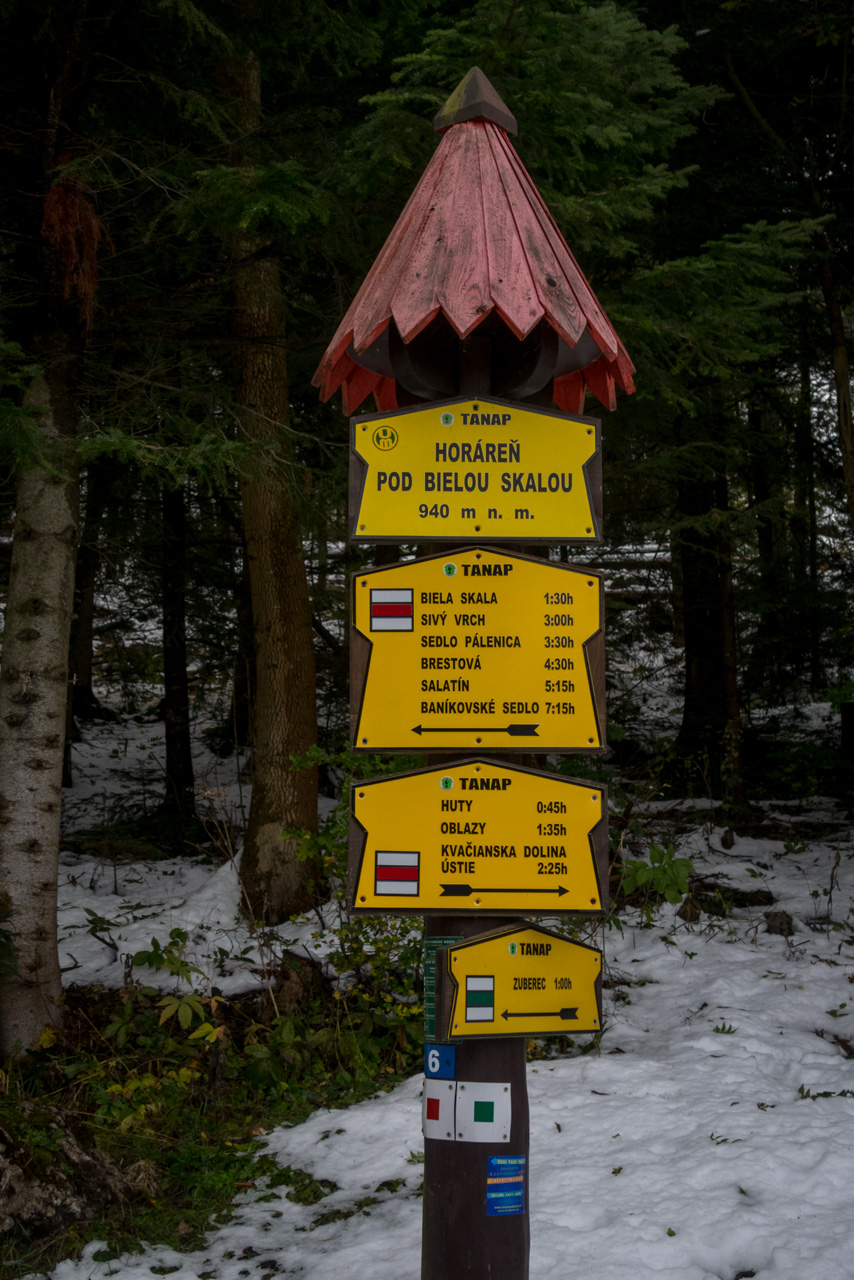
313, 74, 634, 416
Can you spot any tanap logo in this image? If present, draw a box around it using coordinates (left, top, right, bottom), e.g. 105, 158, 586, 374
443, 563, 456, 577
440, 412, 454, 426
508, 942, 518, 956
372, 424, 398, 451
439, 776, 454, 791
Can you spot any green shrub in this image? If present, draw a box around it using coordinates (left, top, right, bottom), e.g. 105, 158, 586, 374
621, 842, 693, 905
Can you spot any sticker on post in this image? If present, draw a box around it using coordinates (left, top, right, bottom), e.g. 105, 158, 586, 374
423, 1079, 455, 1141
424, 1045, 456, 1080
455, 1081, 511, 1143
487, 1155, 526, 1216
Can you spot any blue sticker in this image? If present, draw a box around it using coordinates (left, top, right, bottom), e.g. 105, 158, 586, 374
487, 1155, 526, 1217
424, 1044, 456, 1080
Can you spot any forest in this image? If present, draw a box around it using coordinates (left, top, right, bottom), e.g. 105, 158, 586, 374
1, 0, 853, 1273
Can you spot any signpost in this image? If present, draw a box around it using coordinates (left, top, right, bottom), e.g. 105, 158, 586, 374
349, 758, 607, 915
350, 396, 602, 544
350, 548, 605, 753
432, 923, 602, 1041
315, 64, 636, 1280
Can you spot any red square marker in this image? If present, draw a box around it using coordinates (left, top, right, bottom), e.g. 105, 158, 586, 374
426, 1097, 440, 1122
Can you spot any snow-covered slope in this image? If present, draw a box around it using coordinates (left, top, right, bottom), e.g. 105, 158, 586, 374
44, 795, 854, 1280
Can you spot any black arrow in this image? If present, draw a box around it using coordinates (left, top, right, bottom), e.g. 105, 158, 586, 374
440, 883, 568, 898
501, 1008, 578, 1021
412, 723, 539, 737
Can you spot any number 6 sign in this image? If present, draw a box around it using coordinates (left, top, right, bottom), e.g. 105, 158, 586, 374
424, 1044, 456, 1080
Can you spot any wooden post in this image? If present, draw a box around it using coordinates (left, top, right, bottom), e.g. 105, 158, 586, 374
842, 701, 854, 759
421, 331, 530, 1280
422, 915, 530, 1280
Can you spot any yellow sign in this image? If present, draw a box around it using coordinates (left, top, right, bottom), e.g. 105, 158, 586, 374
436, 924, 601, 1040
350, 759, 606, 916
350, 397, 600, 544
350, 548, 604, 752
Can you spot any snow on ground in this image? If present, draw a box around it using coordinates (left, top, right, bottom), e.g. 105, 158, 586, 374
59, 707, 342, 993
62, 701, 250, 839
44, 757, 854, 1280
58, 845, 345, 996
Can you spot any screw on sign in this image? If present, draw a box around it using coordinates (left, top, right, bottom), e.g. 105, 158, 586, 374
314, 66, 635, 1280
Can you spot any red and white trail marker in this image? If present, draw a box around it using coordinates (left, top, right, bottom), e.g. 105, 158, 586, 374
370, 588, 413, 631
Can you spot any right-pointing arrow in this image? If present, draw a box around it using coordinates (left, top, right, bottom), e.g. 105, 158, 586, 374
440, 884, 568, 897
501, 1008, 578, 1021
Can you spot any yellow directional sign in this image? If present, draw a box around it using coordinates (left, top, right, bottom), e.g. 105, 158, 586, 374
350, 397, 601, 544
349, 759, 607, 916
434, 924, 602, 1040
350, 547, 604, 752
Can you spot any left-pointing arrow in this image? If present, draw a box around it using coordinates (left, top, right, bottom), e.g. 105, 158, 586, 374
501, 1008, 578, 1021
412, 723, 539, 737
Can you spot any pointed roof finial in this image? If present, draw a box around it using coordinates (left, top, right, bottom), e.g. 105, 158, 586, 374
433, 66, 518, 135
314, 64, 635, 417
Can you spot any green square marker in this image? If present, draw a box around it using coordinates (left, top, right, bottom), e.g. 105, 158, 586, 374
455, 1082, 510, 1143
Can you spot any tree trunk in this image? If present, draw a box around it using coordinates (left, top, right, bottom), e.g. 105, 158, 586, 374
817, 249, 854, 531
229, 51, 318, 923
161, 481, 196, 831
62, 461, 110, 787
211, 490, 256, 752
675, 471, 727, 758
0, 364, 79, 1055
70, 462, 108, 716
674, 427, 741, 793
792, 354, 822, 690
669, 527, 685, 649
715, 471, 743, 809
746, 402, 789, 698
233, 546, 256, 751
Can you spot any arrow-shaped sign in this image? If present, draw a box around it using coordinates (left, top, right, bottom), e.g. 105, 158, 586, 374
502, 1007, 578, 1021
350, 760, 607, 916
440, 883, 568, 898
349, 397, 601, 545
351, 550, 605, 753
412, 723, 539, 737
435, 923, 602, 1040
